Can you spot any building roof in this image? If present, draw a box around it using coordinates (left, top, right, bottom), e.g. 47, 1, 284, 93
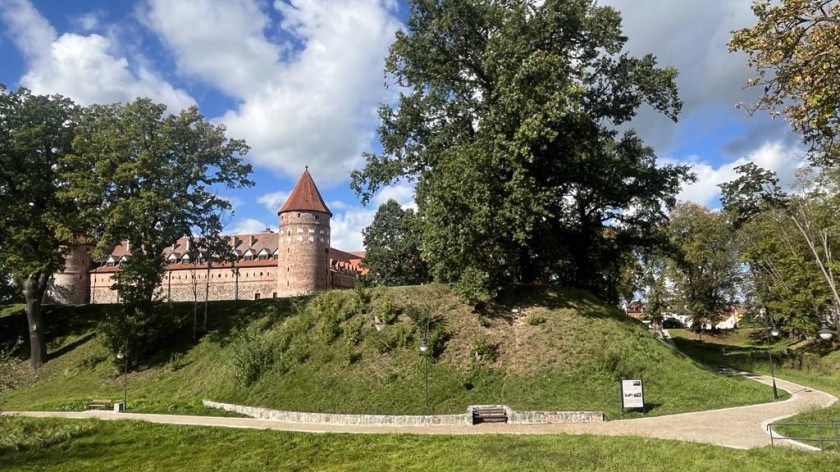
279, 168, 332, 216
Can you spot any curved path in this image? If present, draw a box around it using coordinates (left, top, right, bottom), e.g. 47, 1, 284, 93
2, 373, 835, 450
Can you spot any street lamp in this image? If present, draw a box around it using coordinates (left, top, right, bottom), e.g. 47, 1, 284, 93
419, 327, 429, 409
116, 348, 127, 411
760, 308, 780, 400
818, 321, 834, 341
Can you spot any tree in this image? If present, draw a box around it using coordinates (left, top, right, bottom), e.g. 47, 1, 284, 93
362, 199, 430, 286
666, 203, 741, 331
352, 0, 690, 302
62, 98, 252, 359
730, 0, 840, 164
722, 163, 840, 336
0, 86, 80, 369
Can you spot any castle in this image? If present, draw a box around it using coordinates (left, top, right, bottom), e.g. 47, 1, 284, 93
46, 169, 364, 305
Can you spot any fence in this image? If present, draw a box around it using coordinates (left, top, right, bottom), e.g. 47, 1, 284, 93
767, 421, 840, 451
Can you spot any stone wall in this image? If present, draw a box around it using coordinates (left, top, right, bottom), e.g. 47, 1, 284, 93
203, 400, 471, 426
202, 400, 605, 426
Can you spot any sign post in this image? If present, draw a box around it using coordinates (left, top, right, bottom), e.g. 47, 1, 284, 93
620, 379, 645, 413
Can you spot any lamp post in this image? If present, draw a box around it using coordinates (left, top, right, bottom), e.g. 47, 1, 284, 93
116, 348, 127, 411
818, 320, 834, 341
760, 308, 779, 400
419, 325, 429, 409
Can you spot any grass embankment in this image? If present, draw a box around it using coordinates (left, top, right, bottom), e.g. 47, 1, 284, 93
2, 416, 838, 472
670, 329, 840, 450
1, 285, 774, 419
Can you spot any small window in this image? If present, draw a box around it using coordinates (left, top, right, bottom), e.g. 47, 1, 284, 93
258, 254, 268, 260
272, 292, 277, 298
254, 293, 260, 300
273, 254, 278, 260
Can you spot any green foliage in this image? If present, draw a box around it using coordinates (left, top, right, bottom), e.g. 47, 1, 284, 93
666, 202, 740, 329
471, 338, 499, 363
99, 305, 185, 365
376, 296, 398, 324
352, 283, 370, 315
225, 327, 275, 387
352, 0, 691, 302
362, 199, 430, 286
730, 0, 840, 165
526, 314, 546, 326
0, 86, 84, 368
61, 98, 252, 320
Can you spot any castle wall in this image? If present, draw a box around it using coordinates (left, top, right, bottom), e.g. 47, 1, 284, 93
277, 211, 330, 297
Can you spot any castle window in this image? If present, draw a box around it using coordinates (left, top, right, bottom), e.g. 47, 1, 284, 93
254, 293, 260, 300
273, 254, 278, 260
273, 292, 277, 298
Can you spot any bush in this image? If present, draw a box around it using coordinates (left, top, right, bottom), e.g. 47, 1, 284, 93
454, 267, 492, 306
225, 328, 275, 386
99, 305, 185, 366
472, 338, 498, 363
377, 297, 398, 324
527, 315, 546, 326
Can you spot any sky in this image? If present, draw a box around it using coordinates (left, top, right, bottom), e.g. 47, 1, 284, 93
0, 0, 807, 251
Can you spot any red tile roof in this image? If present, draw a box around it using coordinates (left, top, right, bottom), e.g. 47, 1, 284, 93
279, 168, 332, 216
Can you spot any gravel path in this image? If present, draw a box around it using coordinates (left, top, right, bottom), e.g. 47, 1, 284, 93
2, 373, 835, 450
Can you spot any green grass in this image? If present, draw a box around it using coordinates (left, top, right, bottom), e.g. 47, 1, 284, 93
0, 285, 777, 419
669, 329, 840, 450
1, 416, 839, 471
0, 303, 24, 318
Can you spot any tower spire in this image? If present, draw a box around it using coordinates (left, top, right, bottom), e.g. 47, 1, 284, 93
279, 168, 332, 216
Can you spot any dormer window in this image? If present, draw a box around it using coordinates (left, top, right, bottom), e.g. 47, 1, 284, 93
243, 249, 255, 261
167, 253, 178, 263
257, 249, 270, 261
181, 254, 191, 263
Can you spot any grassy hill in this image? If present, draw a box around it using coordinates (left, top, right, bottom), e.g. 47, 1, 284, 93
0, 285, 776, 419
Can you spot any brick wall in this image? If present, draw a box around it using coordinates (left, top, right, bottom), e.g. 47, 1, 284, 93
277, 211, 330, 296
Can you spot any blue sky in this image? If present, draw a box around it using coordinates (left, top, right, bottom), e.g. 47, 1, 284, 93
0, 0, 806, 251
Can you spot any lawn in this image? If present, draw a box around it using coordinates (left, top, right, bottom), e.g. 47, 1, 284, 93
1, 416, 838, 471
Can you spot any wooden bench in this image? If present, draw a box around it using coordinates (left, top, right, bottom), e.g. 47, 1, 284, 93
472, 407, 508, 424
86, 399, 113, 410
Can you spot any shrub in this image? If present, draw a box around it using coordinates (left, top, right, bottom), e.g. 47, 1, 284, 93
377, 297, 398, 324
472, 338, 498, 363
454, 267, 493, 306
225, 328, 275, 386
527, 315, 546, 326
99, 305, 184, 366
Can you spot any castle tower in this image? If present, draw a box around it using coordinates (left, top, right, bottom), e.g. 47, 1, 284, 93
46, 241, 94, 305
277, 168, 332, 296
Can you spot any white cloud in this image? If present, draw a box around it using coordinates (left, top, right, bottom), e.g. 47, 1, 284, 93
226, 218, 272, 235
372, 181, 415, 208
0, 0, 194, 110
142, 0, 402, 183
257, 191, 289, 213
668, 141, 807, 207
330, 207, 376, 251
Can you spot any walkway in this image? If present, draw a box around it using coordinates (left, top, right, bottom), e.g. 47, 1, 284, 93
2, 374, 835, 450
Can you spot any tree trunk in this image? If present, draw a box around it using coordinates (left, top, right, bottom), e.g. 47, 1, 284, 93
203, 265, 210, 331
22, 273, 49, 370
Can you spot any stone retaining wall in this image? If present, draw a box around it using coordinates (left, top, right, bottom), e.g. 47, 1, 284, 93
203, 400, 604, 426
203, 400, 470, 426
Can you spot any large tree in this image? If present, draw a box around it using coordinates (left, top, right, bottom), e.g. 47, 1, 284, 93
352, 0, 690, 302
666, 203, 741, 330
62, 98, 252, 358
730, 0, 840, 164
362, 199, 430, 286
0, 87, 80, 369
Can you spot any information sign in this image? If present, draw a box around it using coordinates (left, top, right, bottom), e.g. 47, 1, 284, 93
621, 379, 645, 411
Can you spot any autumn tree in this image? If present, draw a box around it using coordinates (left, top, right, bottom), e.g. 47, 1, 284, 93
362, 199, 430, 286
352, 0, 690, 302
62, 98, 252, 359
730, 0, 840, 164
0, 87, 81, 369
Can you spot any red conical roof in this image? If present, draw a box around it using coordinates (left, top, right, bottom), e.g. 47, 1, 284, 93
278, 168, 332, 216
